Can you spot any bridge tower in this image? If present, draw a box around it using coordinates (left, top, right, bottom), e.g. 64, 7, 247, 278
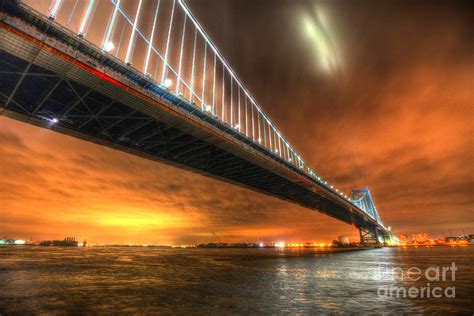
350, 188, 388, 245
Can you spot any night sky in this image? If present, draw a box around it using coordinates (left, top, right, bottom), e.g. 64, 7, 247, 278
0, 0, 472, 244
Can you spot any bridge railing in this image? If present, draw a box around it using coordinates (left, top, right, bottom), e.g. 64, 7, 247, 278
22, 0, 369, 211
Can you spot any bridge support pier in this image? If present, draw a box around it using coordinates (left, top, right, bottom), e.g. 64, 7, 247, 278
359, 227, 379, 245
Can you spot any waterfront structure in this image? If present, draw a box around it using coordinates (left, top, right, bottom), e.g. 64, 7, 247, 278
338, 236, 350, 245
39, 237, 79, 247
0, 239, 26, 245
0, 0, 389, 242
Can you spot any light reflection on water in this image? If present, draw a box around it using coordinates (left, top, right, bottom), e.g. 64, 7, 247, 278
0, 246, 472, 314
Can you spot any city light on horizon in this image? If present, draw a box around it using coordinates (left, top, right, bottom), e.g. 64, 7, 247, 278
0, 0, 471, 248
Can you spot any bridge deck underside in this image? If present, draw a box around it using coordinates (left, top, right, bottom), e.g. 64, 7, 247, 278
0, 49, 370, 227
0, 0, 390, 233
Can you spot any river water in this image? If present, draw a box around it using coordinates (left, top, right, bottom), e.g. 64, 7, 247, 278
0, 246, 473, 314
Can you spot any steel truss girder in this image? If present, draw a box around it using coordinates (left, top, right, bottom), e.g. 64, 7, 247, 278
118, 116, 156, 139
77, 99, 118, 130
168, 138, 210, 158
180, 145, 215, 164
0, 70, 58, 77
6, 62, 33, 107
172, 143, 211, 160
33, 78, 63, 114
146, 130, 186, 151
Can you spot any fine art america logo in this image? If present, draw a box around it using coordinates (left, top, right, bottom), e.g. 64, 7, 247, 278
377, 262, 457, 298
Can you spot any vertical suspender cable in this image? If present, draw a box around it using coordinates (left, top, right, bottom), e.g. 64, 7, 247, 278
102, 0, 121, 50
83, 1, 97, 36
161, 0, 176, 84
273, 128, 277, 153
190, 28, 198, 103
211, 53, 216, 114
245, 97, 248, 137
102, 0, 121, 49
78, 0, 95, 35
221, 65, 225, 121
257, 110, 261, 142
124, 0, 143, 64
251, 103, 255, 141
144, 0, 161, 75
201, 42, 207, 110
238, 88, 241, 131
176, 14, 187, 94
268, 122, 272, 151
278, 134, 282, 157
115, 22, 126, 57
263, 118, 267, 147
66, 0, 79, 27
50, 0, 62, 19
230, 77, 233, 127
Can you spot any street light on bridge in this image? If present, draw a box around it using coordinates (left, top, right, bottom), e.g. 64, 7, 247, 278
104, 41, 115, 53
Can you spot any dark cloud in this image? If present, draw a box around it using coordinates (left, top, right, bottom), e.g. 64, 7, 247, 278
187, 0, 474, 236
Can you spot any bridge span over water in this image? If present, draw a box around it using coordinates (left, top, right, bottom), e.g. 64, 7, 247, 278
0, 0, 392, 243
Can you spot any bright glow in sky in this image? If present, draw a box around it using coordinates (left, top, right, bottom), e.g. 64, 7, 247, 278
302, 6, 341, 74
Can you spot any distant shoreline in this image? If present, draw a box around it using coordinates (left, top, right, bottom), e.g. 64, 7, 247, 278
0, 245, 381, 252
1, 244, 472, 250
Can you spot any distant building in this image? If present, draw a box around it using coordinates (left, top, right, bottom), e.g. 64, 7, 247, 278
338, 236, 350, 245
397, 234, 409, 244
411, 233, 429, 244
0, 239, 26, 245
445, 236, 462, 242
40, 237, 78, 247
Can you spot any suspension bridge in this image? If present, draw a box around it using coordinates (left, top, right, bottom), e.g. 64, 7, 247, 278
0, 0, 393, 243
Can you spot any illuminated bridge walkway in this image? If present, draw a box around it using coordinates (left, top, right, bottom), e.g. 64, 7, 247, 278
0, 0, 390, 242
